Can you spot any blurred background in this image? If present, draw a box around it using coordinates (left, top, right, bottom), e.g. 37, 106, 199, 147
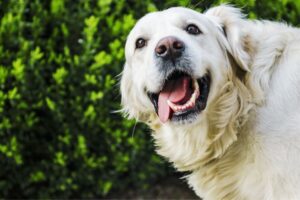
0, 0, 299, 198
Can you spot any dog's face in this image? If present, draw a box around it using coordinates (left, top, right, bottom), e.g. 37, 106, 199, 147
121, 6, 250, 130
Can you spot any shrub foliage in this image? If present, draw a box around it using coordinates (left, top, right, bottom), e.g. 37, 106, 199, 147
0, 0, 299, 198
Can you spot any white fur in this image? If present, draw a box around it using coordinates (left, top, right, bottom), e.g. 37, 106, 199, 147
121, 5, 300, 200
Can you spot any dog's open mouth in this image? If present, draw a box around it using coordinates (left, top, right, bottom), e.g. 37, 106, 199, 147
148, 71, 210, 123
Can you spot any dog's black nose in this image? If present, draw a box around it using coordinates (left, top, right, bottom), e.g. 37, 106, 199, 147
155, 36, 185, 60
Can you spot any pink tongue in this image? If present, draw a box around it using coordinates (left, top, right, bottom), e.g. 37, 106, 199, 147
158, 76, 191, 123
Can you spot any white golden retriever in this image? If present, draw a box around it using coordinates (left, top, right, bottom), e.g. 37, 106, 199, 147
120, 5, 300, 200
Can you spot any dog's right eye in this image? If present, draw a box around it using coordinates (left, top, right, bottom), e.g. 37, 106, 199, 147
186, 24, 201, 35
135, 38, 146, 49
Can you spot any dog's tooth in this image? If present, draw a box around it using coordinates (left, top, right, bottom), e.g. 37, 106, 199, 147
167, 100, 177, 111
187, 101, 191, 106
191, 94, 196, 103
194, 79, 199, 90
191, 90, 199, 103
191, 94, 195, 101
191, 93, 196, 103
196, 90, 200, 98
186, 99, 191, 105
167, 100, 171, 107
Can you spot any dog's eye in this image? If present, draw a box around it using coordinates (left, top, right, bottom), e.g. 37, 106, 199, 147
186, 24, 201, 35
135, 38, 146, 49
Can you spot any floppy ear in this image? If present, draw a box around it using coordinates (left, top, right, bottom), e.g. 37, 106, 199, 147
205, 5, 252, 72
120, 63, 152, 121
120, 63, 137, 119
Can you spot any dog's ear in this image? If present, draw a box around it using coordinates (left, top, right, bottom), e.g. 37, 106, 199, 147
205, 5, 252, 72
120, 63, 151, 121
120, 63, 137, 119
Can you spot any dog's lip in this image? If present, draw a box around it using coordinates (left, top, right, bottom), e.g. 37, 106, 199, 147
148, 71, 211, 123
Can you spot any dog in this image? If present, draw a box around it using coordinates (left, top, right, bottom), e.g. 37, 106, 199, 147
120, 5, 300, 200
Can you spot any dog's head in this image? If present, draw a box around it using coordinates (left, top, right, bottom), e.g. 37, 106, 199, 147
121, 5, 253, 153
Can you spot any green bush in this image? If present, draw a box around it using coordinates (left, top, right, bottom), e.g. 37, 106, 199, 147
0, 0, 166, 198
0, 0, 299, 198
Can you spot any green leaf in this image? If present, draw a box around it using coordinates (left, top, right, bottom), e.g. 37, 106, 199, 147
30, 47, 44, 63
54, 152, 66, 166
11, 58, 25, 81
102, 181, 113, 195
8, 87, 20, 100
91, 51, 112, 71
0, 66, 8, 86
90, 91, 104, 102
77, 135, 87, 156
122, 14, 136, 33
30, 171, 46, 182
97, 0, 112, 15
147, 3, 158, 12
84, 105, 96, 120
53, 67, 68, 85
84, 16, 100, 43
46, 97, 56, 111
51, 0, 65, 14
84, 74, 97, 85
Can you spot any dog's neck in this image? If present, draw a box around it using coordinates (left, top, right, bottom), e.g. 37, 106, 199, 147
151, 111, 258, 199
151, 112, 259, 198
187, 122, 258, 199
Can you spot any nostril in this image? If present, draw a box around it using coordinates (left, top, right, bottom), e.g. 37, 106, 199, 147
156, 45, 167, 56
173, 41, 184, 50
155, 36, 184, 59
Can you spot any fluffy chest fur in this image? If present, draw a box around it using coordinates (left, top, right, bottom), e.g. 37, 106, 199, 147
152, 119, 300, 200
